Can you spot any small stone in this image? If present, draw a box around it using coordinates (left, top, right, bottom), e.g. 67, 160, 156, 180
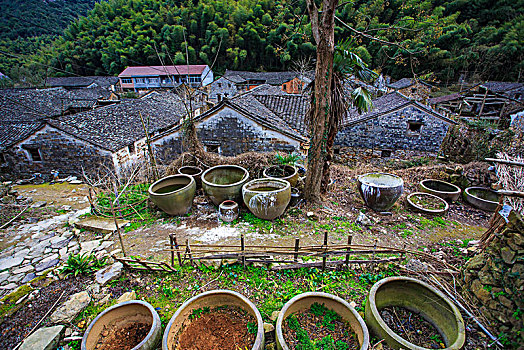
500, 247, 516, 264
31, 201, 47, 208
0, 282, 18, 290
35, 258, 59, 272
49, 291, 91, 324
357, 212, 372, 226
0, 271, 10, 283
22, 273, 36, 283
263, 322, 274, 333
95, 262, 123, 286
97, 294, 111, 305
79, 240, 101, 255
349, 301, 357, 308
471, 279, 491, 304
117, 290, 136, 303
19, 325, 64, 350
0, 254, 25, 270
270, 311, 280, 321
12, 265, 35, 275
306, 211, 318, 221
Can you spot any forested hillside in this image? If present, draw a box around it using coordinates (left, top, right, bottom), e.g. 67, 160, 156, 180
0, 0, 97, 40
1, 0, 522, 83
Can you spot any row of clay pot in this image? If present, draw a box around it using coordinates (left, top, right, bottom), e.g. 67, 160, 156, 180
358, 173, 500, 214
149, 164, 301, 220
80, 276, 466, 350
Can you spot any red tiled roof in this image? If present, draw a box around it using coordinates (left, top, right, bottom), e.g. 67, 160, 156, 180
118, 65, 208, 77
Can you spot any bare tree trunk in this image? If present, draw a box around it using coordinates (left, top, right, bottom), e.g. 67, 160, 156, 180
304, 0, 338, 202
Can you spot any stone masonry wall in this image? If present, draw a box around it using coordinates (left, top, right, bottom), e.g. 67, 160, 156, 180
1, 126, 114, 181
462, 210, 524, 347
335, 106, 450, 152
152, 106, 301, 164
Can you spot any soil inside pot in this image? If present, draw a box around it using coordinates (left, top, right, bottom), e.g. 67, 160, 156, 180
267, 166, 294, 178
174, 305, 256, 350
283, 302, 358, 350
379, 306, 445, 349
411, 194, 446, 210
94, 322, 150, 350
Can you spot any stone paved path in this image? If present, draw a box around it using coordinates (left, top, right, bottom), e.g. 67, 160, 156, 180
0, 207, 116, 298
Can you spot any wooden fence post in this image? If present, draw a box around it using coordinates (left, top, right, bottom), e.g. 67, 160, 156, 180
345, 235, 353, 268
173, 234, 182, 266
241, 234, 246, 268
322, 231, 328, 271
169, 234, 175, 267
294, 238, 300, 263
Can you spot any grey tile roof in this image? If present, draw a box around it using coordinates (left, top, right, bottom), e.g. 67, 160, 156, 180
342, 92, 456, 127
482, 81, 524, 94
428, 93, 462, 105
224, 70, 300, 85
48, 92, 188, 152
254, 94, 309, 136
387, 78, 415, 90
46, 76, 119, 89
225, 85, 309, 140
0, 88, 73, 122
0, 121, 44, 151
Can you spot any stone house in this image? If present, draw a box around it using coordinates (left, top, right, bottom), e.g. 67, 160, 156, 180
387, 78, 433, 102
1, 92, 191, 180
152, 85, 309, 163
335, 92, 457, 154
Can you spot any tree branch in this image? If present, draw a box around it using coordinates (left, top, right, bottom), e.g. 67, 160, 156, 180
334, 16, 420, 54
305, 0, 320, 44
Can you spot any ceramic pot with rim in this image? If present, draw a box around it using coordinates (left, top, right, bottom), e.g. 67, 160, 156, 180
263, 165, 299, 187
148, 174, 196, 216
202, 165, 249, 205
81, 300, 162, 350
242, 178, 291, 220
178, 166, 203, 188
218, 200, 239, 222
357, 173, 404, 212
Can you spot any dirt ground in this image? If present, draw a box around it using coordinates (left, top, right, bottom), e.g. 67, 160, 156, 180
14, 183, 90, 210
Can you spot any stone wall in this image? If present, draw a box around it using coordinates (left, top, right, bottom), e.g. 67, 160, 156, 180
1, 126, 114, 181
335, 106, 450, 153
462, 210, 524, 347
152, 106, 302, 164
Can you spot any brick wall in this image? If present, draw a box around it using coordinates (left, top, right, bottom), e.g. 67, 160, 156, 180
1, 125, 113, 181
152, 106, 301, 164
335, 105, 450, 152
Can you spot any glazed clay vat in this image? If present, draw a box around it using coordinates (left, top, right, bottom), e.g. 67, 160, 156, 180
218, 200, 239, 222
263, 165, 299, 187
242, 178, 291, 220
464, 187, 501, 212
406, 192, 449, 215
276, 292, 370, 350
178, 166, 203, 188
365, 276, 465, 350
202, 165, 249, 205
419, 179, 461, 202
148, 175, 196, 216
357, 173, 404, 212
162, 289, 264, 350
81, 300, 161, 350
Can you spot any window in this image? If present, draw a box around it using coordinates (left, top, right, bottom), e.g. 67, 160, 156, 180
381, 149, 392, 158
407, 121, 423, 134
205, 144, 220, 154
411, 87, 416, 93
217, 94, 222, 102
218, 83, 222, 88
334, 148, 341, 155
24, 147, 42, 162
134, 78, 145, 84
128, 143, 135, 154
121, 78, 132, 84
